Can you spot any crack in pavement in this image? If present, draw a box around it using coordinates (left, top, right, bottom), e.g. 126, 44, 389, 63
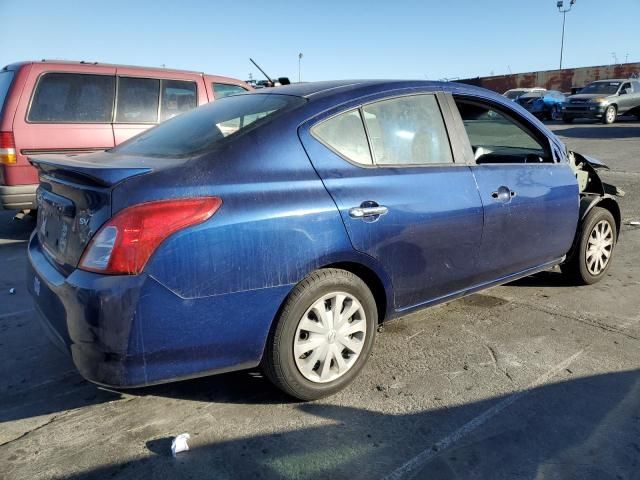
492, 296, 640, 341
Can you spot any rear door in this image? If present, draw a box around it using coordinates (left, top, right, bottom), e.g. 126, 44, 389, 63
300, 92, 484, 310
448, 94, 578, 283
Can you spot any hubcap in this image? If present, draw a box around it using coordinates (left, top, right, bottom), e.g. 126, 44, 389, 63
606, 107, 615, 123
586, 219, 614, 275
293, 292, 367, 383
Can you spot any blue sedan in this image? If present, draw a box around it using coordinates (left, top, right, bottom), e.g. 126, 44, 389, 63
27, 81, 621, 400
516, 90, 566, 120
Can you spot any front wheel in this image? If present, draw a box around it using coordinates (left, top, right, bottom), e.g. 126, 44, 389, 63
262, 268, 377, 400
562, 115, 574, 124
561, 206, 617, 285
602, 105, 617, 124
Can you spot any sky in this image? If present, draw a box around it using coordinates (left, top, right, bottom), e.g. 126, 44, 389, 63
1, 0, 639, 83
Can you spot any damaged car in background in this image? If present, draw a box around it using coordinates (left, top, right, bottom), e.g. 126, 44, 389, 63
27, 81, 622, 400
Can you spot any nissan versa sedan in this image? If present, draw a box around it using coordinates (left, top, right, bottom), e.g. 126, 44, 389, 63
27, 81, 622, 400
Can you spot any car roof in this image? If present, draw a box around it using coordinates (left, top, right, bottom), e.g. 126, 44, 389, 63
592, 79, 629, 83
256, 79, 492, 101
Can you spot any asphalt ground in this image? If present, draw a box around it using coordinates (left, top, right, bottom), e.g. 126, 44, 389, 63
1, 119, 639, 480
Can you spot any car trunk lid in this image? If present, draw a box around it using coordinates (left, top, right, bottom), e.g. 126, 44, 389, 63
29, 152, 155, 274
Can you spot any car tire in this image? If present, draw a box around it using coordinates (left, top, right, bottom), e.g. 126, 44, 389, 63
562, 116, 574, 124
602, 105, 617, 124
561, 206, 617, 285
551, 105, 561, 121
262, 268, 377, 400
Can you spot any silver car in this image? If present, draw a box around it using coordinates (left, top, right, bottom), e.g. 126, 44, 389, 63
562, 79, 640, 124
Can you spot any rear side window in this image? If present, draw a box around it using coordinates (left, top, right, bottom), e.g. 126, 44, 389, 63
116, 77, 160, 123
362, 95, 453, 165
115, 94, 305, 157
312, 109, 372, 165
213, 83, 247, 99
28, 73, 115, 123
0, 71, 15, 116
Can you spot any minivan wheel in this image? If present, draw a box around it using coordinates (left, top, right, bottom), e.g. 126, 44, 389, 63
602, 105, 617, 124
561, 207, 617, 285
262, 268, 377, 400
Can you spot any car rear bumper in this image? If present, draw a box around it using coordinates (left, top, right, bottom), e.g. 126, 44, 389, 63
0, 183, 37, 210
27, 232, 292, 388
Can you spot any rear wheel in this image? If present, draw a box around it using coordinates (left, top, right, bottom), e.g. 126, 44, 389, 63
602, 105, 617, 124
561, 207, 617, 285
262, 268, 377, 400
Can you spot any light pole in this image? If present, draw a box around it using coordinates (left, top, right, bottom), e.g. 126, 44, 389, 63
557, 0, 576, 70
298, 53, 303, 83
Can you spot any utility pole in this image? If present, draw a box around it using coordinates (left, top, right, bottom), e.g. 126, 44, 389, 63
557, 0, 577, 70
298, 53, 303, 83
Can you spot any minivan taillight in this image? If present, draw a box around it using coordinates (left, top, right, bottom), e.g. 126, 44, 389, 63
0, 132, 16, 164
79, 197, 222, 275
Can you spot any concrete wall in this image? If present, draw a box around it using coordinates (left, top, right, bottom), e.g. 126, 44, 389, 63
458, 62, 640, 94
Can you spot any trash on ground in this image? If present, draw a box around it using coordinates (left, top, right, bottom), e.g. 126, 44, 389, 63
627, 221, 640, 226
9, 288, 15, 294
171, 433, 190, 457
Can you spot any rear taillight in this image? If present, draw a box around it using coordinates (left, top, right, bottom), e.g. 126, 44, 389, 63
79, 197, 222, 275
0, 132, 16, 164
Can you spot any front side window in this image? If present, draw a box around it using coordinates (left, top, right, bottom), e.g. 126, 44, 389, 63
28, 73, 115, 123
213, 83, 247, 99
312, 109, 372, 165
160, 80, 197, 122
455, 99, 550, 164
362, 95, 453, 166
114, 94, 304, 158
116, 77, 160, 123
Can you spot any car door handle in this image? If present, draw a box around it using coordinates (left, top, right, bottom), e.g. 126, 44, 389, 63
491, 186, 516, 203
349, 206, 389, 219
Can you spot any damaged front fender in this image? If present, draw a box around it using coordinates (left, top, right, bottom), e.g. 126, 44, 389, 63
563, 151, 624, 265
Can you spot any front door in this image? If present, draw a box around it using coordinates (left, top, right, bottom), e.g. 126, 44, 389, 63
450, 96, 579, 283
300, 93, 484, 310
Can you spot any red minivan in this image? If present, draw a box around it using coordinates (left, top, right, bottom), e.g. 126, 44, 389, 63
0, 60, 251, 210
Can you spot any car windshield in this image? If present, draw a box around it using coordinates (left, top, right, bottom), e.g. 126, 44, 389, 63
114, 94, 305, 157
504, 90, 526, 99
520, 92, 545, 98
579, 82, 621, 95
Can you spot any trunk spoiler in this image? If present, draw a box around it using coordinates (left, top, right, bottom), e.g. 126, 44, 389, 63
29, 154, 152, 187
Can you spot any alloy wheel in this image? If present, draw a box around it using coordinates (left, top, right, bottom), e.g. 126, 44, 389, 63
585, 219, 614, 275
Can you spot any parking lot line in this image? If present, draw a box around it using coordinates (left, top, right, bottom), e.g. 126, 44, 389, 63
383, 349, 585, 480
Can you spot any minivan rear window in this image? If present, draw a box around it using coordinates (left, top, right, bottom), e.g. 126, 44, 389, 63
0, 71, 15, 116
28, 73, 115, 123
114, 94, 305, 157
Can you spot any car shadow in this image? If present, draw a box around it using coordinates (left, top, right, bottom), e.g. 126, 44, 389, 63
45, 369, 640, 480
506, 269, 578, 288
553, 125, 640, 140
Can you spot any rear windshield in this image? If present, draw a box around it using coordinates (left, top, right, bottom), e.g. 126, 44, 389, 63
114, 94, 305, 157
0, 71, 15, 115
